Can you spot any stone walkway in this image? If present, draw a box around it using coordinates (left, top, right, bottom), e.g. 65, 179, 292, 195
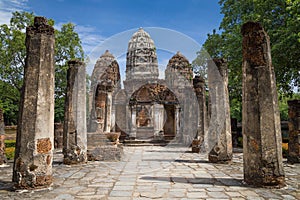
0, 145, 299, 200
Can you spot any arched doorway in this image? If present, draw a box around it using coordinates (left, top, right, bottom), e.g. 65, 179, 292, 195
128, 83, 180, 140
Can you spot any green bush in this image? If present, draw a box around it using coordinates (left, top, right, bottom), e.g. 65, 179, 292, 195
237, 137, 243, 147
5, 147, 15, 160
5, 140, 16, 148
4, 140, 16, 160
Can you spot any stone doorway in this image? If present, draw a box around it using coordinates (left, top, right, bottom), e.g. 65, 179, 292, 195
163, 104, 176, 140
128, 83, 179, 140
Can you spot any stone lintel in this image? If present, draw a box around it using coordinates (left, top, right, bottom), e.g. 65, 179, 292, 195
26, 16, 54, 35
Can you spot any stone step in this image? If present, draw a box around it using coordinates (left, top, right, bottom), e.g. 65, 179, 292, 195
122, 139, 182, 147
87, 132, 110, 149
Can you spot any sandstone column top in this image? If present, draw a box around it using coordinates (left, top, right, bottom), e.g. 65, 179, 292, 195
27, 16, 54, 34
67, 59, 85, 65
241, 21, 264, 35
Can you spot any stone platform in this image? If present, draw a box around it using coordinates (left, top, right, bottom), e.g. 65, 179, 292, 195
0, 146, 299, 199
87, 132, 123, 161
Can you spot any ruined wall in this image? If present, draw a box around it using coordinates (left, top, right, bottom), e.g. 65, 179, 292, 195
165, 52, 198, 145
88, 50, 120, 132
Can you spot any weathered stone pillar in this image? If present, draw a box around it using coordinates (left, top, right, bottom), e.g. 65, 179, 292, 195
63, 60, 87, 165
13, 17, 55, 189
0, 108, 7, 165
175, 105, 181, 140
231, 118, 238, 148
54, 123, 63, 149
105, 90, 112, 132
153, 103, 164, 139
129, 105, 137, 139
241, 21, 285, 187
287, 100, 300, 163
193, 76, 207, 148
111, 100, 116, 132
207, 58, 232, 163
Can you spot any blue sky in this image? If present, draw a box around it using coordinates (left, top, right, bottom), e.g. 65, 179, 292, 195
0, 0, 223, 78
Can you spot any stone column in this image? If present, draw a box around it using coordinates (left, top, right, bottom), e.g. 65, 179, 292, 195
175, 105, 181, 140
105, 90, 112, 132
193, 76, 207, 147
287, 100, 300, 163
54, 123, 63, 149
13, 17, 55, 189
63, 60, 87, 165
231, 118, 238, 148
241, 21, 285, 187
0, 109, 7, 165
129, 105, 137, 139
111, 102, 116, 132
207, 58, 232, 163
153, 103, 164, 139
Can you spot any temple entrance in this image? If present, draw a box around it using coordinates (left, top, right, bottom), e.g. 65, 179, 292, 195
136, 104, 154, 139
128, 83, 179, 140
163, 104, 176, 140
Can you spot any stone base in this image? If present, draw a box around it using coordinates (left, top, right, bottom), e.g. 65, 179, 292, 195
287, 155, 300, 164
191, 139, 201, 153
192, 147, 200, 153
244, 175, 286, 188
63, 145, 87, 165
87, 145, 123, 161
208, 145, 232, 163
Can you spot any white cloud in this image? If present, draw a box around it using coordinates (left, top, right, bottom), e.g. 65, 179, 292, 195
75, 24, 106, 55
0, 0, 28, 25
158, 58, 170, 79
54, 22, 106, 58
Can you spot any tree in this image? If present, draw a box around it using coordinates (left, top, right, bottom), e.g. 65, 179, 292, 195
0, 81, 19, 125
0, 11, 85, 124
54, 23, 85, 122
193, 0, 300, 121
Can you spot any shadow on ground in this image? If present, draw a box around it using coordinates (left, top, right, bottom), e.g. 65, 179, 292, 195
0, 180, 14, 191
140, 176, 244, 187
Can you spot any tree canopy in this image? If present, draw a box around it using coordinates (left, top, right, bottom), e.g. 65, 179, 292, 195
193, 0, 300, 121
0, 11, 85, 124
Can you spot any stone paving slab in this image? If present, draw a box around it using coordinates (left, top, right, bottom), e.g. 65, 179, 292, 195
0, 146, 299, 199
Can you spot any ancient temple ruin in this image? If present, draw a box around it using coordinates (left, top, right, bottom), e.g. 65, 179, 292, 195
88, 28, 204, 144
8, 18, 293, 193
88, 50, 121, 133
